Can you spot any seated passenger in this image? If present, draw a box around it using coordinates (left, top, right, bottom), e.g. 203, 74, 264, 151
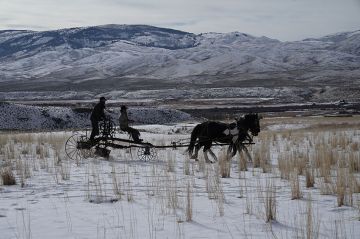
119, 106, 142, 143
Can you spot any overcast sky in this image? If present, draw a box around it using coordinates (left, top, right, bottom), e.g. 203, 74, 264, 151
0, 0, 359, 41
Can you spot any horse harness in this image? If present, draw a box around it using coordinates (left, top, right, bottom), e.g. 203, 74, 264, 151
201, 121, 239, 144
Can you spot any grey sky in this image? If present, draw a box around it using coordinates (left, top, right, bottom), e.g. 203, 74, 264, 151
0, 0, 359, 41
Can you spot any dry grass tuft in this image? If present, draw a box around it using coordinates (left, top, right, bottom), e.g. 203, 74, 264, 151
184, 156, 191, 176
272, 118, 359, 208
336, 168, 346, 207
219, 150, 231, 178
306, 194, 321, 239
305, 167, 315, 188
264, 180, 276, 222
185, 182, 193, 222
290, 171, 302, 200
238, 150, 247, 172
1, 167, 16, 185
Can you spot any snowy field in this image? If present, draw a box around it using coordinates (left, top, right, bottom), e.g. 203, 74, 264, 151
0, 117, 359, 239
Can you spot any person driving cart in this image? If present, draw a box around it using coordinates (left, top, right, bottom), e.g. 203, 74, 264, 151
90, 96, 107, 140
119, 106, 142, 143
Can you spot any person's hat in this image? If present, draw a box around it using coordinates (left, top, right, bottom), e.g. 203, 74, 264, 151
121, 105, 127, 111
100, 96, 107, 101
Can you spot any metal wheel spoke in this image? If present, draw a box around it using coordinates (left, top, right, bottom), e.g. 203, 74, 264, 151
137, 146, 157, 161
65, 134, 91, 161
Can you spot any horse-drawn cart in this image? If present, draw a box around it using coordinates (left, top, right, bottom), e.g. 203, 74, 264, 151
65, 117, 161, 161
65, 114, 260, 162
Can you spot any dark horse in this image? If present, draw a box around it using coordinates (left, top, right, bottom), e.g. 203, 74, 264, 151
187, 113, 261, 163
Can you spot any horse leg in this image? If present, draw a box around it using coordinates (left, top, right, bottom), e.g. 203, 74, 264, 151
231, 143, 237, 157
227, 145, 233, 158
232, 146, 237, 157
243, 146, 253, 162
191, 144, 201, 161
237, 144, 252, 162
203, 142, 213, 164
203, 150, 213, 164
208, 149, 218, 162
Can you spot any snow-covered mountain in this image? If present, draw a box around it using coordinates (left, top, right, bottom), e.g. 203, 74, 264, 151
0, 25, 359, 102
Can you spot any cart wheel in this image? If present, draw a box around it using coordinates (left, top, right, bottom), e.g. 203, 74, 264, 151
65, 134, 92, 162
137, 146, 157, 161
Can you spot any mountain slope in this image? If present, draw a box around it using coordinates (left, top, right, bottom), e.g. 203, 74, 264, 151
0, 25, 359, 103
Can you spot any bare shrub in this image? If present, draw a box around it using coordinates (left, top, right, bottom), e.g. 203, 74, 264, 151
260, 156, 271, 174
319, 178, 333, 195
166, 150, 176, 173
290, 171, 302, 200
60, 160, 71, 180
111, 164, 122, 200
278, 154, 290, 180
206, 166, 216, 199
264, 180, 276, 222
296, 157, 308, 176
185, 182, 193, 222
305, 167, 315, 188
183, 156, 191, 176
206, 165, 225, 216
215, 170, 225, 217
15, 156, 31, 188
126, 172, 134, 202
348, 150, 360, 173
219, 150, 231, 178
165, 173, 178, 213
353, 177, 360, 194
1, 167, 16, 185
306, 194, 321, 239
335, 168, 346, 207
334, 218, 347, 239
244, 179, 253, 215
318, 153, 332, 183
238, 150, 247, 172
345, 173, 354, 207
252, 147, 261, 168
278, 149, 307, 180
5, 140, 15, 160
350, 141, 359, 151
197, 154, 206, 174
357, 200, 360, 221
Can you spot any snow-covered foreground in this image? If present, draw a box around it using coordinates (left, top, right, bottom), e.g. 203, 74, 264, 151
0, 117, 359, 239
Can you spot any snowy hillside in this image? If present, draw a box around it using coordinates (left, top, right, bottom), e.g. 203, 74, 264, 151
0, 102, 193, 130
0, 25, 359, 102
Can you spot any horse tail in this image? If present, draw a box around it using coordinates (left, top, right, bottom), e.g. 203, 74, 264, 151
187, 124, 202, 155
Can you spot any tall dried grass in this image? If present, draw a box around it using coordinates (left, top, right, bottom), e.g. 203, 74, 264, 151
290, 171, 302, 200
273, 119, 359, 208
219, 150, 231, 178
185, 181, 193, 222
264, 180, 276, 222
0, 167, 16, 185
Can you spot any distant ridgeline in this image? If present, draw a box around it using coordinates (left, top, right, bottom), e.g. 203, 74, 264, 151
0, 102, 192, 130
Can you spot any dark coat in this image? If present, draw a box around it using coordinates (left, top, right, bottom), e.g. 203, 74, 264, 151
90, 102, 105, 121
